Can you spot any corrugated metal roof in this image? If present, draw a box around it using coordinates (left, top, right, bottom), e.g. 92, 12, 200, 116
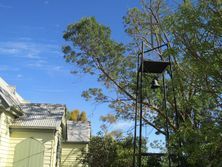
0, 87, 20, 107
67, 121, 90, 142
10, 103, 65, 129
0, 77, 28, 107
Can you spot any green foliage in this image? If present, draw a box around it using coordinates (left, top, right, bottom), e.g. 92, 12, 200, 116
66, 111, 71, 120
80, 111, 87, 122
100, 114, 117, 124
69, 109, 88, 122
147, 156, 162, 167
63, 17, 132, 80
162, 1, 222, 165
81, 135, 117, 167
63, 0, 222, 166
70, 109, 80, 121
63, 17, 137, 120
80, 134, 149, 167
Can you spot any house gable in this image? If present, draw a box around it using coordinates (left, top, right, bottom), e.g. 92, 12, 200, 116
0, 77, 91, 167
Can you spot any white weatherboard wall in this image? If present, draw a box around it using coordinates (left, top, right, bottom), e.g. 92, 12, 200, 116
0, 112, 14, 167
61, 143, 88, 167
61, 121, 90, 167
6, 129, 57, 167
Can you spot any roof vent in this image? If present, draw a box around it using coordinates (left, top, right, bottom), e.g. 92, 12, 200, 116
8, 86, 16, 95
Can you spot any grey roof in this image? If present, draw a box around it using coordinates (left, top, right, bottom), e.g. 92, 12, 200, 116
66, 121, 90, 142
10, 103, 65, 129
0, 87, 20, 107
0, 77, 27, 107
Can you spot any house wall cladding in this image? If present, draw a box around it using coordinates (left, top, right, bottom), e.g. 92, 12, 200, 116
0, 112, 14, 167
13, 138, 44, 167
0, 78, 90, 167
61, 143, 88, 167
6, 130, 57, 167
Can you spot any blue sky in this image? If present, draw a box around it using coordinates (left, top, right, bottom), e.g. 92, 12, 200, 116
0, 0, 168, 151
0, 0, 140, 134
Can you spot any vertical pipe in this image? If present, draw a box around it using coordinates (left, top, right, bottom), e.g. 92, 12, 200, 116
133, 49, 140, 167
168, 49, 181, 166
169, 55, 179, 129
150, 0, 154, 48
138, 41, 144, 167
163, 73, 171, 167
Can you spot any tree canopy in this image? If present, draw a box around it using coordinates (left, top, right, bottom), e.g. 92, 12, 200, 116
69, 109, 88, 122
63, 0, 222, 166
80, 134, 149, 167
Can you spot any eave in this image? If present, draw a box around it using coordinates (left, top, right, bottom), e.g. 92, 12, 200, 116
0, 105, 23, 117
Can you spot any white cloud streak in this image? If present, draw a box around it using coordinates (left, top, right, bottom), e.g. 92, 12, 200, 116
112, 121, 133, 130
27, 60, 66, 73
44, 1, 49, 5
0, 39, 67, 76
16, 74, 23, 78
0, 41, 60, 59
0, 3, 12, 9
0, 65, 19, 72
33, 88, 67, 93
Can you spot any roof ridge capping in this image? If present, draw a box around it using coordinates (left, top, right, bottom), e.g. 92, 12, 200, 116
21, 102, 66, 106
67, 120, 91, 124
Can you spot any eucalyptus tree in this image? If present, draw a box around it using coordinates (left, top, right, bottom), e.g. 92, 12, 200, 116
63, 0, 222, 165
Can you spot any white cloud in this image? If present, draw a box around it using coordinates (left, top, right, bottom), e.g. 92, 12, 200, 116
0, 65, 19, 72
34, 88, 67, 93
0, 41, 60, 59
27, 60, 47, 68
52, 66, 63, 71
46, 65, 67, 76
55, 24, 60, 28
27, 60, 67, 77
19, 25, 45, 31
44, 1, 49, 5
0, 41, 40, 59
112, 121, 133, 130
0, 39, 66, 77
0, 3, 12, 9
16, 74, 23, 78
18, 37, 32, 41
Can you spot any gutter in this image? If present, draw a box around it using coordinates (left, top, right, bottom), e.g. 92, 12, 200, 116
9, 106, 23, 117
9, 126, 57, 130
62, 141, 89, 144
0, 105, 23, 117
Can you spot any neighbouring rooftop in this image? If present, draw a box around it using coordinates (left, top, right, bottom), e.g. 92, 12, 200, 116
0, 77, 91, 143
66, 120, 91, 143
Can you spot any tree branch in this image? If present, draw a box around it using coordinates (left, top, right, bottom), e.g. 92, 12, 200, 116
142, 115, 167, 136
